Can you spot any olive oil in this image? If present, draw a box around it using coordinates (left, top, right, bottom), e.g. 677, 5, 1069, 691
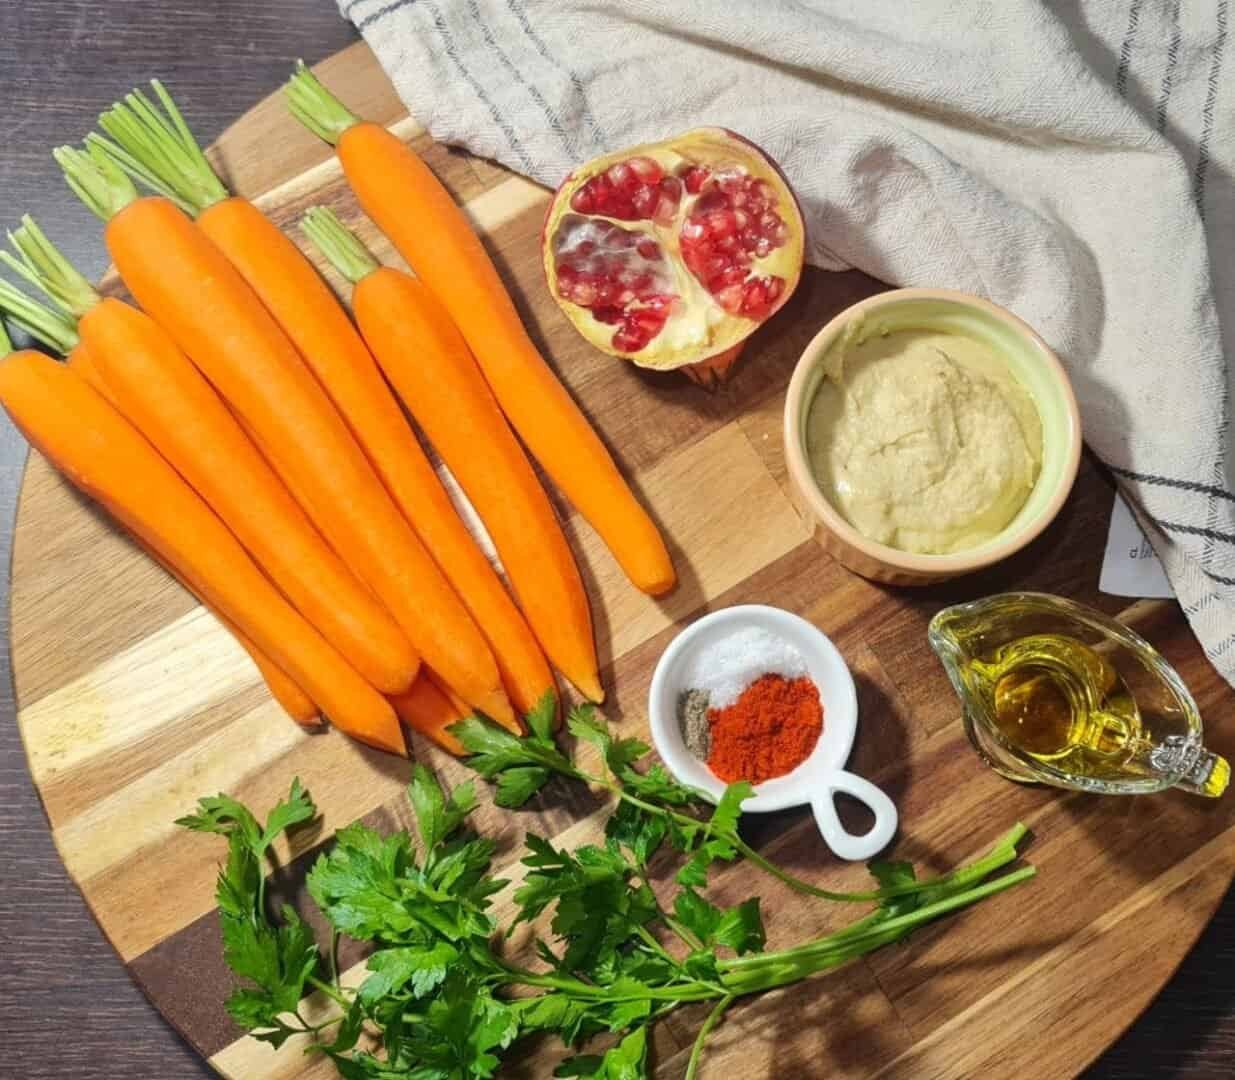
930, 593, 1229, 797
970, 634, 1142, 778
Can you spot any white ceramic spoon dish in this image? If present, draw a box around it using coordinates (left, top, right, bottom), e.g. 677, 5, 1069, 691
648, 604, 897, 861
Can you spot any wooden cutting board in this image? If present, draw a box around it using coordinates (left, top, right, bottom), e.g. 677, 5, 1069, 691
11, 42, 1235, 1080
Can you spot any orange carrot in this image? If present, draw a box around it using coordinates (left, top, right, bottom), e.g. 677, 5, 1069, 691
390, 672, 470, 755
198, 198, 550, 724
57, 145, 512, 727
0, 217, 416, 695
94, 84, 550, 722
0, 350, 403, 753
235, 626, 320, 727
0, 259, 319, 728
138, 528, 321, 728
302, 208, 599, 703
79, 297, 421, 694
65, 350, 319, 726
287, 64, 675, 597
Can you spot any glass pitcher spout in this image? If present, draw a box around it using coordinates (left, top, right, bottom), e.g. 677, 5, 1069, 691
1172, 748, 1230, 798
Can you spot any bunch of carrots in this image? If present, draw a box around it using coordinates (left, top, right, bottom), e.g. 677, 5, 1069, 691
0, 66, 675, 758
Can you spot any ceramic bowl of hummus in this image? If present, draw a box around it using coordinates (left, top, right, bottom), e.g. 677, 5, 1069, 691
783, 288, 1081, 585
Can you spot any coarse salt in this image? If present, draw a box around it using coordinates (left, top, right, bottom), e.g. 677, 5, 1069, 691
681, 626, 808, 709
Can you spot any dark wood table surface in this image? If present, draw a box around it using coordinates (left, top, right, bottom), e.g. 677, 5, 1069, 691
2, 2, 1235, 1077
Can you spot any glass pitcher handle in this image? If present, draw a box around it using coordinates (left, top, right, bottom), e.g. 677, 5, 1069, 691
1173, 750, 1230, 798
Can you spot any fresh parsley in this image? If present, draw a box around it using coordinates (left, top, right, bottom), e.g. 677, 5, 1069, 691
182, 698, 1034, 1077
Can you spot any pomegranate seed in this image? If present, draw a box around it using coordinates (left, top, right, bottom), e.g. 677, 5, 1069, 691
570, 188, 594, 213
741, 279, 768, 313
612, 325, 642, 352
660, 175, 683, 199
680, 219, 705, 241
632, 185, 658, 217
551, 215, 675, 351
677, 165, 706, 193
714, 284, 746, 314
759, 211, 781, 235
607, 161, 633, 186
653, 194, 678, 225
753, 236, 771, 258
627, 156, 664, 182
706, 211, 737, 238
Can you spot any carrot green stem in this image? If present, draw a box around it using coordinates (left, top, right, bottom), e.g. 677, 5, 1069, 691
285, 60, 360, 146
54, 142, 140, 223
93, 80, 228, 216
300, 207, 379, 284
0, 316, 12, 358
1, 216, 101, 319
0, 279, 80, 356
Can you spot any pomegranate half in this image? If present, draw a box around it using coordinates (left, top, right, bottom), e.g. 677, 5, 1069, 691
543, 128, 805, 386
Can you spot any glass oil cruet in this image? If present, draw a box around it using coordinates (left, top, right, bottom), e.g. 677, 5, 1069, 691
928, 592, 1229, 797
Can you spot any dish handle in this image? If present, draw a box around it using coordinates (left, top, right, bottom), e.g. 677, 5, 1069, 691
809, 770, 898, 861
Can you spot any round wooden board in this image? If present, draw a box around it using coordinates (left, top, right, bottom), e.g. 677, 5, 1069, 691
11, 42, 1235, 1080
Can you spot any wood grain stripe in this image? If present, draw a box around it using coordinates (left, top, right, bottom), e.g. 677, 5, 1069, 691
873, 828, 1235, 1079
22, 607, 257, 793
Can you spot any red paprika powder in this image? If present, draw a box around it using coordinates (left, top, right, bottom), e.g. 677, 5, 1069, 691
706, 673, 823, 783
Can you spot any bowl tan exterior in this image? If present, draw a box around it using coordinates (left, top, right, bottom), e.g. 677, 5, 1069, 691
782, 288, 1083, 585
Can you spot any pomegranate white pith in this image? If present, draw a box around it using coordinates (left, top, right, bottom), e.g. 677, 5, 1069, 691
543, 129, 805, 373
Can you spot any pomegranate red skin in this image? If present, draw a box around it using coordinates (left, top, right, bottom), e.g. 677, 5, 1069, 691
542, 128, 806, 386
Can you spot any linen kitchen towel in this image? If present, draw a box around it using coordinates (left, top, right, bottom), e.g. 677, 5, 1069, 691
341, 0, 1235, 686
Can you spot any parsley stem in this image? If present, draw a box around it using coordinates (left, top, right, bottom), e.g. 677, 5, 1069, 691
307, 974, 352, 1010
503, 966, 719, 1003
586, 769, 1026, 906
328, 927, 341, 991
663, 914, 705, 952
719, 866, 1036, 991
635, 924, 679, 967
685, 994, 734, 1080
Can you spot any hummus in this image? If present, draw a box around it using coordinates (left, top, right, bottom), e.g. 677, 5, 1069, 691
806, 326, 1042, 554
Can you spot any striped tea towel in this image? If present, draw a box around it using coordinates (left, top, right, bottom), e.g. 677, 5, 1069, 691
342, 0, 1235, 688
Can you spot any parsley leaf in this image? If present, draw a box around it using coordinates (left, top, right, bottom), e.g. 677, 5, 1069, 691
177, 780, 321, 1048
403, 971, 518, 1079
604, 797, 668, 867
407, 763, 476, 853
673, 889, 765, 955
496, 765, 553, 808
526, 688, 560, 741
567, 704, 650, 777
869, 859, 924, 920
451, 704, 574, 807
711, 781, 754, 837
358, 941, 458, 1004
